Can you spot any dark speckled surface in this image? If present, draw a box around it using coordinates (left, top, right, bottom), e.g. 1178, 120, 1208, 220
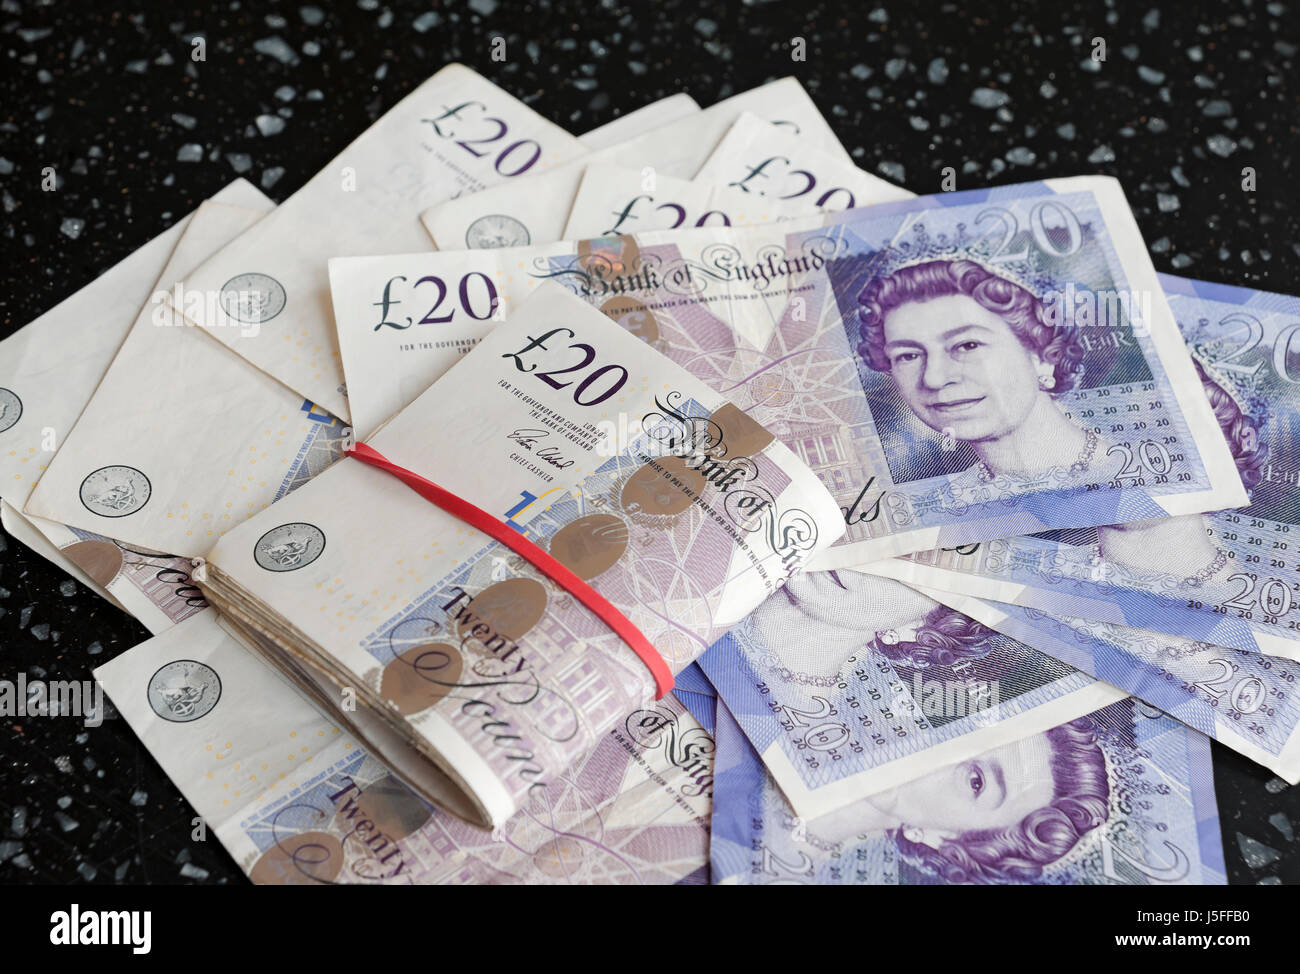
1, 0, 1297, 884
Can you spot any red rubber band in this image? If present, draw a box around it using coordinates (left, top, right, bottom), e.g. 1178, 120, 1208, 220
345, 443, 674, 699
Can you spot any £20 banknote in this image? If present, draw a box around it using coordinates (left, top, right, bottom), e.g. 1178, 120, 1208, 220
872, 275, 1300, 661
330, 178, 1247, 562
709, 693, 1226, 885
196, 285, 844, 828
96, 611, 712, 885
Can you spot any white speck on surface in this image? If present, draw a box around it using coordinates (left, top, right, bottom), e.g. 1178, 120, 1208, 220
1207, 134, 1238, 157
970, 87, 1010, 109
1236, 832, 1282, 868
253, 36, 299, 65
876, 160, 905, 182
255, 113, 285, 136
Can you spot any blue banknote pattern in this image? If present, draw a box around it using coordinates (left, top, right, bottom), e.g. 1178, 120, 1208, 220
912, 589, 1300, 782
673, 664, 718, 735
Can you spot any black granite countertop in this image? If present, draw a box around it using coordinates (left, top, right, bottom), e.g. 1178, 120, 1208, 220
1, 0, 1297, 884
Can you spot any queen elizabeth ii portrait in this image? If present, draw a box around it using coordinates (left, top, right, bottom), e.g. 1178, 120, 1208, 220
812, 706, 1116, 884
856, 259, 1119, 484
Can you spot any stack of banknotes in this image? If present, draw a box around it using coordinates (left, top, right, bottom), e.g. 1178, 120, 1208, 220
13, 61, 1300, 884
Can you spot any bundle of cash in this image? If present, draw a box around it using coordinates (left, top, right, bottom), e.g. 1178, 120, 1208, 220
192, 283, 845, 827
10, 61, 1294, 885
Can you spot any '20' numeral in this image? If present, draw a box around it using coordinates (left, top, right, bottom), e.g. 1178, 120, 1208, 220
372, 273, 498, 331
503, 327, 629, 407
423, 101, 543, 177
975, 200, 1083, 262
